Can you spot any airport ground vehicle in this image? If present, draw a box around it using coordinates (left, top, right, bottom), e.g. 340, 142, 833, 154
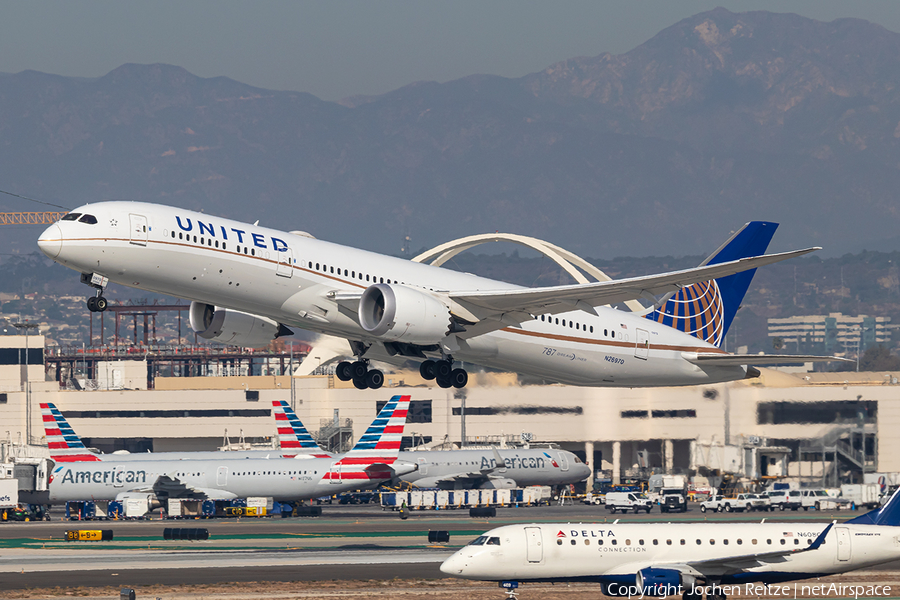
605, 492, 652, 514
800, 489, 842, 510
767, 488, 802, 510
700, 493, 766, 513
842, 483, 881, 509
582, 493, 604, 505
657, 488, 687, 513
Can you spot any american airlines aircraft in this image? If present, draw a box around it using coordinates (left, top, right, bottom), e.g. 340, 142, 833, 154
43, 399, 590, 489
39, 395, 414, 505
38, 203, 837, 389
269, 399, 590, 489
441, 488, 900, 600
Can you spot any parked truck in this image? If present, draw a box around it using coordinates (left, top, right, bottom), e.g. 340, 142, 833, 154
841, 483, 880, 509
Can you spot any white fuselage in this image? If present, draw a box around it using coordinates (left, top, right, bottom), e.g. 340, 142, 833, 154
441, 522, 900, 587
400, 448, 591, 488
39, 201, 746, 387
47, 455, 406, 503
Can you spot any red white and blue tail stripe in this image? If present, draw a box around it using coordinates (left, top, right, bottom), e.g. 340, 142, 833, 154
40, 402, 101, 462
321, 394, 410, 482
272, 400, 332, 458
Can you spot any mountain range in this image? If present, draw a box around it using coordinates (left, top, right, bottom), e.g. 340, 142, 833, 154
2, 7, 900, 259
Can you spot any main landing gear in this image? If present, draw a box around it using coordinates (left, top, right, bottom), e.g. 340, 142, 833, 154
335, 360, 384, 390
419, 359, 468, 389
81, 273, 109, 313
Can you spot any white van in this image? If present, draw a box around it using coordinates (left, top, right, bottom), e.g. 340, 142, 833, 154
605, 491, 652, 514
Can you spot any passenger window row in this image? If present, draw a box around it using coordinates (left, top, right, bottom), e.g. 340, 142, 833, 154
171, 230, 233, 252
538, 314, 596, 334
558, 537, 813, 547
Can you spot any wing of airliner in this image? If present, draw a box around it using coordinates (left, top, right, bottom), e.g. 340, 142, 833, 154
151, 473, 238, 501
113, 473, 238, 501
448, 248, 817, 323
416, 448, 510, 488
616, 522, 833, 579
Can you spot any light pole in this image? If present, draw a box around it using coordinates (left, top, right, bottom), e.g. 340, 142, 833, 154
13, 321, 38, 445
853, 325, 868, 372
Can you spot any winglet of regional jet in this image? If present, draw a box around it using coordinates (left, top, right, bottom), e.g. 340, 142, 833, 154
808, 522, 835, 551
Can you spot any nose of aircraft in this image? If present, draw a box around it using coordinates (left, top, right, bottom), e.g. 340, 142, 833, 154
37, 224, 62, 259
440, 550, 465, 575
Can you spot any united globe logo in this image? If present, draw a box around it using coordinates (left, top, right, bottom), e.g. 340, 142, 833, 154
647, 280, 724, 347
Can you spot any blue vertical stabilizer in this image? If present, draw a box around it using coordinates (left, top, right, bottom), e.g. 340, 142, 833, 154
645, 222, 778, 347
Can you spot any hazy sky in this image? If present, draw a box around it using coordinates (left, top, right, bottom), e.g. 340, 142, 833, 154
1, 1, 899, 101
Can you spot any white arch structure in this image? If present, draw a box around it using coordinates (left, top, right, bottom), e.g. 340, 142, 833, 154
411, 233, 644, 312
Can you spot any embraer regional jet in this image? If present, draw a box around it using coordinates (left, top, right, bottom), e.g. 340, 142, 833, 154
38, 202, 839, 389
441, 487, 900, 600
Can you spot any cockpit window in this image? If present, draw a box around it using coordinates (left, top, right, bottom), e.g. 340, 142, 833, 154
469, 536, 488, 546
487, 537, 501, 546
573, 456, 583, 463
78, 214, 98, 224
61, 213, 81, 221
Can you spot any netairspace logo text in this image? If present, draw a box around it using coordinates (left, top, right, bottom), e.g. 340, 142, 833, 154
607, 583, 892, 599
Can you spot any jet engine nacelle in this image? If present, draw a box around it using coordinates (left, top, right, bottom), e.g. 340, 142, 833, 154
635, 568, 692, 597
189, 302, 284, 348
477, 478, 517, 490
358, 283, 452, 345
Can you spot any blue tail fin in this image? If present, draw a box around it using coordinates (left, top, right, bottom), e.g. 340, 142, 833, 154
645, 221, 778, 347
846, 487, 900, 526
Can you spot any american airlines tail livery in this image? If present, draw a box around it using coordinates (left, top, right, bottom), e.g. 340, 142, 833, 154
38, 202, 840, 389
40, 400, 329, 462
441, 488, 900, 600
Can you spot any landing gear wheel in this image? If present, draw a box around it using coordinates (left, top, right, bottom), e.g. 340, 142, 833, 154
86, 297, 98, 312
365, 369, 384, 390
95, 296, 108, 312
351, 361, 368, 379
352, 377, 368, 390
436, 376, 452, 389
419, 360, 436, 380
336, 362, 353, 382
434, 360, 452, 379
449, 368, 468, 388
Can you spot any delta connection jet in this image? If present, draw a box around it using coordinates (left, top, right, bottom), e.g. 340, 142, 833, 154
38, 202, 841, 389
441, 487, 900, 600
41, 396, 415, 505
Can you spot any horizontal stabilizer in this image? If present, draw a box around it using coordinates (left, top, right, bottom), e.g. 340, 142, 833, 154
682, 353, 851, 367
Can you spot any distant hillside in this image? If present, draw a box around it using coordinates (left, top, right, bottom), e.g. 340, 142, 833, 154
2, 8, 900, 259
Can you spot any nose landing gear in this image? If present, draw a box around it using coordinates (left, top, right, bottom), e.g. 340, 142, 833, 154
419, 359, 468, 388
499, 581, 519, 600
81, 273, 109, 313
